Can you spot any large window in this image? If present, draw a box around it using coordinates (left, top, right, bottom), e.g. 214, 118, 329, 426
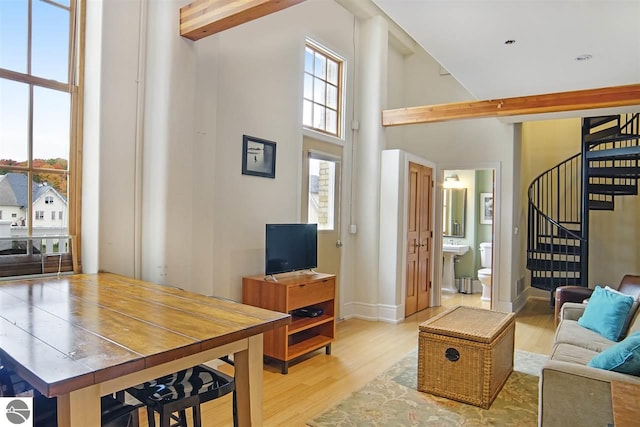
303, 40, 343, 137
0, 0, 83, 277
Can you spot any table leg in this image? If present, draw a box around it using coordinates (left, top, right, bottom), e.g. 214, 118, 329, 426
234, 334, 264, 426
56, 385, 101, 427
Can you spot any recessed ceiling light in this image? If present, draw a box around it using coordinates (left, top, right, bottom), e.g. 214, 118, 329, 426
504, 40, 516, 45
575, 54, 593, 61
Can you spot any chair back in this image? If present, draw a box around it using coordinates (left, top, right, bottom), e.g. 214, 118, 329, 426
617, 275, 640, 299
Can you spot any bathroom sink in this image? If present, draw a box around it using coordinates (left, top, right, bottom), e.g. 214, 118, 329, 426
442, 244, 470, 255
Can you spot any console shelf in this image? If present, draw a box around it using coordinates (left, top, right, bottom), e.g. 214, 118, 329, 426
242, 272, 336, 374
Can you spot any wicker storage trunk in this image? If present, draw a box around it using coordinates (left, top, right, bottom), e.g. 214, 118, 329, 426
418, 306, 515, 409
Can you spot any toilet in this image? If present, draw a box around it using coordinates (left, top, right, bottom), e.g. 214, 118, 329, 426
478, 242, 492, 301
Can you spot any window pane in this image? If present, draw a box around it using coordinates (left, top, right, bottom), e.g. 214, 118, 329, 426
0, 79, 29, 164
313, 104, 325, 130
304, 47, 314, 74
302, 100, 313, 127
0, 172, 29, 228
327, 59, 339, 85
303, 41, 343, 137
33, 86, 70, 168
313, 78, 325, 104
308, 158, 335, 230
33, 172, 68, 238
32, 0, 70, 83
0, 0, 28, 73
326, 109, 337, 135
303, 73, 313, 100
314, 52, 326, 79
326, 84, 337, 109
34, 170, 68, 199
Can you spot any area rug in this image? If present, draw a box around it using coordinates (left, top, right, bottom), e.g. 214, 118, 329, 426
306, 349, 547, 426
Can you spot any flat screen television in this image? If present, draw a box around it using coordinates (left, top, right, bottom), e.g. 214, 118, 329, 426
265, 223, 318, 276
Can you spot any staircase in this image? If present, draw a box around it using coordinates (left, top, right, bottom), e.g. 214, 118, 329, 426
527, 112, 640, 301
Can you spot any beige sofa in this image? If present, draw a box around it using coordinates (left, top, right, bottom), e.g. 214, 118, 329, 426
539, 282, 640, 427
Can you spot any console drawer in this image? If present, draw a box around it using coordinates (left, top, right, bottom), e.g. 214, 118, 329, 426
288, 278, 334, 309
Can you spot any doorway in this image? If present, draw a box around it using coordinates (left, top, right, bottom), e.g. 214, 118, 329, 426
438, 166, 497, 309
301, 137, 343, 316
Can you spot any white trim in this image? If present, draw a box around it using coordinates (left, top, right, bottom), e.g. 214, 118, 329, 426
341, 301, 404, 324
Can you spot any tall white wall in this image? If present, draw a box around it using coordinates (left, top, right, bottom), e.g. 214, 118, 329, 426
88, 0, 143, 276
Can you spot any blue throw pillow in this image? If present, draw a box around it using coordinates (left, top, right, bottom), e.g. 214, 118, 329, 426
588, 331, 640, 375
578, 286, 634, 341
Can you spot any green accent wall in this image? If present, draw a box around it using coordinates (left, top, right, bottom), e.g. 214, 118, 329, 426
475, 169, 493, 277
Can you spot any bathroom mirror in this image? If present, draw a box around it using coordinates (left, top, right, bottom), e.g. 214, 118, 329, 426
443, 188, 466, 237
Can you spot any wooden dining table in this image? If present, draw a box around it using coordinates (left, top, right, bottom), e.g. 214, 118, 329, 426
0, 272, 290, 426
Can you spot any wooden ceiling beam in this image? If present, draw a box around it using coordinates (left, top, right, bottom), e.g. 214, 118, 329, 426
180, 0, 305, 41
382, 84, 640, 126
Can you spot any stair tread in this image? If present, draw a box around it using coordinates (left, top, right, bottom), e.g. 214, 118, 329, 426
586, 145, 640, 160
584, 124, 621, 144
588, 166, 640, 178
585, 115, 619, 128
535, 244, 581, 255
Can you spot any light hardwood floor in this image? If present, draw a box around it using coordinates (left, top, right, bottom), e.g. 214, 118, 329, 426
142, 293, 556, 426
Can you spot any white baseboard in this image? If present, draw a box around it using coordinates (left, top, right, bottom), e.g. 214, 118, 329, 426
342, 301, 404, 323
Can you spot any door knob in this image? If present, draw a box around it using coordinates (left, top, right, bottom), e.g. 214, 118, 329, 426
336, 240, 343, 248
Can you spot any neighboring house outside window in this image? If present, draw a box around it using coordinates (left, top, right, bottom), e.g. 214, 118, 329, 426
303, 40, 344, 137
0, 0, 82, 276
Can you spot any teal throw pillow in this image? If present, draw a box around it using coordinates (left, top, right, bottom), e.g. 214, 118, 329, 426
588, 331, 640, 375
578, 285, 634, 341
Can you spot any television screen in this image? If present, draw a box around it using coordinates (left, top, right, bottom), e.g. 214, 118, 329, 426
265, 223, 318, 275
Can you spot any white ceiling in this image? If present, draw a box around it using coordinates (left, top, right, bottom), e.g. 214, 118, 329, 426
371, 0, 640, 119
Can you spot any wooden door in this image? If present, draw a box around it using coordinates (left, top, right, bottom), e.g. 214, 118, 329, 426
406, 162, 433, 316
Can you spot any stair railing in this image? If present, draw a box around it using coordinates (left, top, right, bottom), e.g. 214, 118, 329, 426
528, 113, 639, 296
527, 152, 585, 292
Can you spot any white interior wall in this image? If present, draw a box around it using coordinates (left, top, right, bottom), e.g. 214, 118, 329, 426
198, 0, 356, 299
81, 0, 103, 273
93, 0, 143, 277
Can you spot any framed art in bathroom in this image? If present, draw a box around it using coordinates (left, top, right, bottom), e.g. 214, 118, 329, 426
480, 192, 493, 225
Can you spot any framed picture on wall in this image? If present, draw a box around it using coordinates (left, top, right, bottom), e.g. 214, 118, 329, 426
242, 135, 276, 178
480, 192, 493, 224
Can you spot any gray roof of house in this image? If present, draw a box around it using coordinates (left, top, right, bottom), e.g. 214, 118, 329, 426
0, 173, 67, 207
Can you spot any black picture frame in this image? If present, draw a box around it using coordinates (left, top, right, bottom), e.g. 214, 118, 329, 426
242, 135, 276, 179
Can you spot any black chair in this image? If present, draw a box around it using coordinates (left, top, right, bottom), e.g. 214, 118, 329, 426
126, 358, 237, 427
0, 361, 142, 427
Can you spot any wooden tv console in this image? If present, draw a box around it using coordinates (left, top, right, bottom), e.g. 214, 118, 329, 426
242, 272, 336, 374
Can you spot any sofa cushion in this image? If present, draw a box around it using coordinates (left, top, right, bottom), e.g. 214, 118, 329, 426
578, 285, 634, 341
605, 286, 640, 337
550, 342, 600, 366
588, 331, 640, 375
554, 319, 616, 353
